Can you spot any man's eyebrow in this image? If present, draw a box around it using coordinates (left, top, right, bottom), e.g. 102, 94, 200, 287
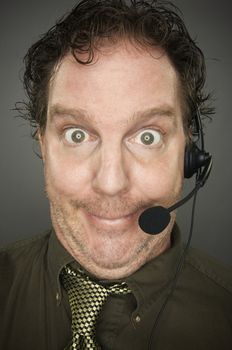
130, 106, 176, 123
49, 104, 92, 122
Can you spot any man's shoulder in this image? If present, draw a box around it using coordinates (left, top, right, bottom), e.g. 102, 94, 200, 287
185, 246, 232, 295
0, 230, 52, 269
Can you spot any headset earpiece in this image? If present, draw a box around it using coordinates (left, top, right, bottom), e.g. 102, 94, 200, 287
184, 144, 211, 179
184, 109, 212, 182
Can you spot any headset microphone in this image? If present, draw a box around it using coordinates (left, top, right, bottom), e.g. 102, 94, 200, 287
138, 154, 212, 235
138, 108, 212, 236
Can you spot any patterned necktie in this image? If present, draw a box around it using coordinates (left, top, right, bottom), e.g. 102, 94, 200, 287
61, 265, 131, 350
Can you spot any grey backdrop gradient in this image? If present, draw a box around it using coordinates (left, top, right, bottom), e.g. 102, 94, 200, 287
1, 0, 232, 266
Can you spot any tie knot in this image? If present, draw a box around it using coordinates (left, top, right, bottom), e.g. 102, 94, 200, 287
62, 265, 131, 297
61, 265, 131, 341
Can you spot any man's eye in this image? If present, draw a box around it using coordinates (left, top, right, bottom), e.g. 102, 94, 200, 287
64, 128, 89, 144
134, 129, 161, 146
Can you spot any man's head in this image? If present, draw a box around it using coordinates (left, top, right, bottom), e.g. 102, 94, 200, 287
22, 0, 212, 138
20, 0, 213, 279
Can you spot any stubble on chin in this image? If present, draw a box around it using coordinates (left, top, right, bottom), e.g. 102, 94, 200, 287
48, 195, 174, 279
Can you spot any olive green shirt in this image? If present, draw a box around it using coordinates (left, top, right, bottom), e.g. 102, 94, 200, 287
0, 226, 232, 349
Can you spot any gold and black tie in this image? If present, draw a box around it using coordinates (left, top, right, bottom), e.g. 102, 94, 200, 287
61, 265, 131, 350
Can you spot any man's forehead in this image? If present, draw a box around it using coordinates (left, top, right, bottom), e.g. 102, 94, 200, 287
48, 40, 182, 129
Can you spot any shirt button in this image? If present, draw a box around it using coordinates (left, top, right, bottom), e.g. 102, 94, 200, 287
135, 315, 141, 323
56, 292, 60, 302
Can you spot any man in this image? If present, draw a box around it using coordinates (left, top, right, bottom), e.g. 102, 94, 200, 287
0, 0, 231, 349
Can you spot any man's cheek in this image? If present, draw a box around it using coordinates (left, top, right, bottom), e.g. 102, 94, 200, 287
143, 175, 174, 201
49, 162, 93, 202
142, 164, 182, 203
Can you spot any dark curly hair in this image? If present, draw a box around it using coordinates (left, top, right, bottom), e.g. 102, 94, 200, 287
18, 0, 214, 138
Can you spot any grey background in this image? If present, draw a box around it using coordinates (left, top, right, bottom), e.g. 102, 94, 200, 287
1, 1, 231, 266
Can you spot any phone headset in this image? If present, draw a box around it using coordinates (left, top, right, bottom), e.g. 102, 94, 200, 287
184, 108, 212, 182
144, 109, 212, 349
139, 108, 212, 235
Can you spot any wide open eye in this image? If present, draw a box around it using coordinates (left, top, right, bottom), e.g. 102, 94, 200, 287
134, 129, 161, 146
64, 128, 90, 144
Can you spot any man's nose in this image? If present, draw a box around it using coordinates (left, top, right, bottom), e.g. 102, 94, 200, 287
92, 144, 130, 196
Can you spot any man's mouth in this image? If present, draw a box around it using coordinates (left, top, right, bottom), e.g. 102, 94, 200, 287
80, 208, 140, 228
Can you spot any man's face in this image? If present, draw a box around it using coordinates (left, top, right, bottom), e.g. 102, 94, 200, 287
39, 42, 186, 279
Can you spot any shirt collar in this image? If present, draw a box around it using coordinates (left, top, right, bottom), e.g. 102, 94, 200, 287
47, 224, 183, 307
47, 230, 74, 302
125, 224, 183, 313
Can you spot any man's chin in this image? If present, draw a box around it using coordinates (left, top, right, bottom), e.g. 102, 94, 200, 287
51, 201, 172, 279
81, 252, 145, 280
70, 231, 154, 280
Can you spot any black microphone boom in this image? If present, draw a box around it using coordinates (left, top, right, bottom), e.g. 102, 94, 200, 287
138, 157, 212, 235
138, 184, 200, 235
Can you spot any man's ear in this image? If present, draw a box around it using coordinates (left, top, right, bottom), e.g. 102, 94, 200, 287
37, 128, 46, 162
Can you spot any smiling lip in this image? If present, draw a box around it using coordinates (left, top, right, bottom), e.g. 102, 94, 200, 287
81, 209, 139, 227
